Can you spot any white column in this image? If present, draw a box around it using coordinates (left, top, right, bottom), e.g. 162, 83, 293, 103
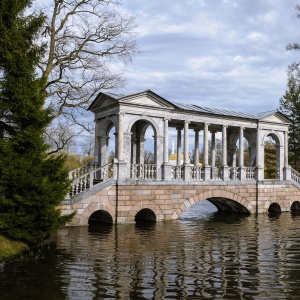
256, 129, 261, 167
222, 126, 227, 166
176, 127, 182, 166
117, 112, 124, 161
164, 118, 169, 163
284, 131, 288, 168
194, 129, 200, 167
211, 131, 216, 167
203, 123, 209, 166
184, 121, 189, 164
239, 127, 244, 167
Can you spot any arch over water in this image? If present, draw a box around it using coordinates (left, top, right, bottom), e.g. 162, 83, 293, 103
88, 210, 113, 225
268, 202, 281, 213
207, 198, 250, 214
135, 208, 157, 222
291, 201, 300, 211
179, 189, 253, 217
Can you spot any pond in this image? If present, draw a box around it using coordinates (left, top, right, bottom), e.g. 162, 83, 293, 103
1, 201, 300, 299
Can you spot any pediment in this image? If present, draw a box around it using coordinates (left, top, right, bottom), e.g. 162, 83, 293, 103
259, 112, 291, 125
89, 93, 120, 111
121, 91, 175, 109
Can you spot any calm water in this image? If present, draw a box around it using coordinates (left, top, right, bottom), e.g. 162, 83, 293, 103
2, 201, 300, 300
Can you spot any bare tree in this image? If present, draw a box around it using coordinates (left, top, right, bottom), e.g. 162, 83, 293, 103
37, 0, 138, 151
45, 120, 82, 154
144, 151, 155, 164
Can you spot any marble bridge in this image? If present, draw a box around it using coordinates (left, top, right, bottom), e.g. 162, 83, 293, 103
59, 90, 300, 225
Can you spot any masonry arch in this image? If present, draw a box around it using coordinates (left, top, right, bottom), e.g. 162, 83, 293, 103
268, 202, 281, 213
177, 189, 253, 218
88, 210, 113, 225
291, 201, 300, 211
97, 118, 117, 168
129, 201, 163, 222
129, 119, 159, 169
135, 208, 156, 222
80, 202, 116, 225
263, 132, 281, 179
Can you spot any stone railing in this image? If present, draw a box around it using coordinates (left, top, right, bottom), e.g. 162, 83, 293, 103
171, 166, 183, 180
291, 168, 300, 185
211, 167, 222, 180
229, 167, 239, 180
130, 164, 157, 180
69, 163, 113, 197
68, 164, 90, 180
246, 167, 255, 180
190, 166, 203, 180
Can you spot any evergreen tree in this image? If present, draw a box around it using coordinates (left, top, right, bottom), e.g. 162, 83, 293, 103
0, 0, 73, 244
279, 70, 300, 171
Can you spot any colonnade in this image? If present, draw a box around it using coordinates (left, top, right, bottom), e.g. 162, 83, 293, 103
90, 90, 291, 183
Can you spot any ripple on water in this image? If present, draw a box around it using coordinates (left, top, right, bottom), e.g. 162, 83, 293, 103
2, 208, 300, 299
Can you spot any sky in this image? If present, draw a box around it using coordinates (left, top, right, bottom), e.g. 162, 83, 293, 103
117, 0, 300, 114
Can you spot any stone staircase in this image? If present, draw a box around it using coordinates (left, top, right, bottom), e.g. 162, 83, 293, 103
64, 162, 114, 203
291, 167, 300, 190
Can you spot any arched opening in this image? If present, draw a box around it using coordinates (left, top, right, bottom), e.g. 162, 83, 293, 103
268, 203, 281, 213
130, 120, 157, 179
179, 200, 218, 220
135, 208, 156, 222
88, 210, 113, 225
264, 134, 279, 179
108, 125, 116, 164
207, 198, 250, 214
131, 120, 155, 165
291, 201, 300, 211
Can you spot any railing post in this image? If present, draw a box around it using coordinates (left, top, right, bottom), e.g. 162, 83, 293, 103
284, 166, 291, 181
222, 166, 229, 181
239, 166, 246, 181
183, 164, 191, 181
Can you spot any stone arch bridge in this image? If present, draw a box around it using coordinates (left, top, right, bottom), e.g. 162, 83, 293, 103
59, 90, 300, 225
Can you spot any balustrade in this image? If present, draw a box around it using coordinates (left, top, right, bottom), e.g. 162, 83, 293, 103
171, 166, 183, 180
211, 167, 221, 180
245, 167, 255, 180
69, 163, 113, 197
229, 167, 239, 181
190, 166, 203, 180
291, 168, 300, 185
130, 164, 157, 180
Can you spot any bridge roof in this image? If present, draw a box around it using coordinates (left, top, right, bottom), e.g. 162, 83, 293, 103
90, 90, 291, 123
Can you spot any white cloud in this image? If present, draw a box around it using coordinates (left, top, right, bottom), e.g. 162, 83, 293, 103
118, 0, 300, 113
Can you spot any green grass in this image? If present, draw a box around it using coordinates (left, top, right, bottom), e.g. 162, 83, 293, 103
0, 235, 28, 261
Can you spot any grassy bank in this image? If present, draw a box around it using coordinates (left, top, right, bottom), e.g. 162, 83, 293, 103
0, 235, 28, 261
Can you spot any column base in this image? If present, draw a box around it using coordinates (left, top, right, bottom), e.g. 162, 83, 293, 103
255, 166, 264, 181
284, 166, 291, 181
222, 166, 229, 181
239, 166, 246, 181
183, 164, 192, 181
162, 163, 173, 180
203, 166, 211, 181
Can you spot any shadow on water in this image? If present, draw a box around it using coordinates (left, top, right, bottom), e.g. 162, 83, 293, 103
88, 223, 113, 237
268, 211, 282, 220
0, 242, 73, 300
135, 220, 157, 231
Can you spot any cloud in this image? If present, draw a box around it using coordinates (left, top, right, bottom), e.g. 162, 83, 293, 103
118, 0, 300, 114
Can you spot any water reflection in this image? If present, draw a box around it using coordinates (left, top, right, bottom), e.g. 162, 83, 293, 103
2, 207, 300, 299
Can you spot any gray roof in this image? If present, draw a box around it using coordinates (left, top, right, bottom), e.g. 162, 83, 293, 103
100, 90, 281, 120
